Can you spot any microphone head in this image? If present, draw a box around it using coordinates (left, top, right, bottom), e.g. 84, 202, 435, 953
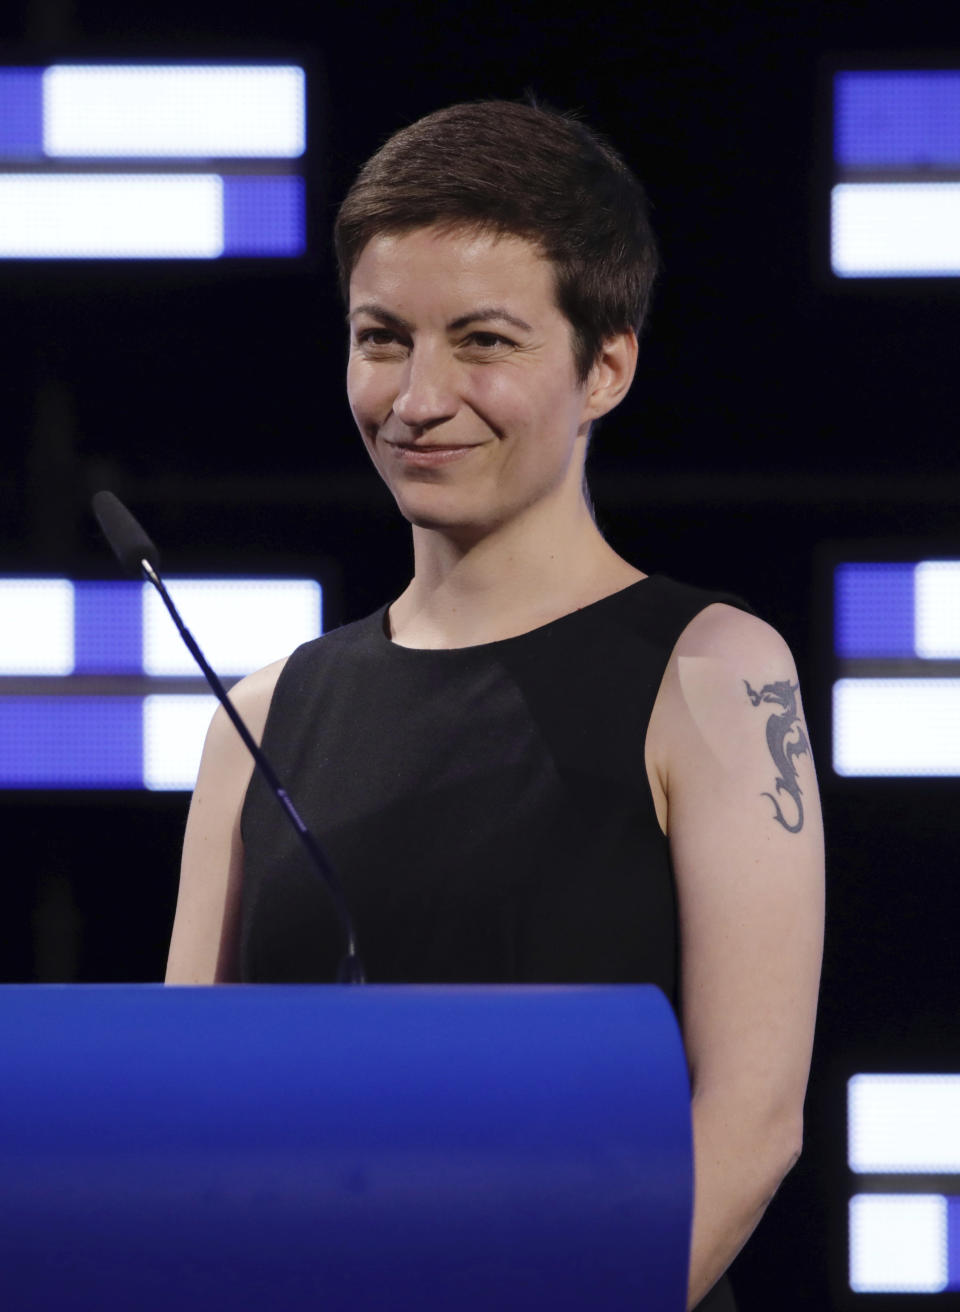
91, 490, 161, 577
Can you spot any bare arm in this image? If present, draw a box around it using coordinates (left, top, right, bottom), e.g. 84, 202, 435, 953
647, 605, 824, 1309
165, 658, 286, 984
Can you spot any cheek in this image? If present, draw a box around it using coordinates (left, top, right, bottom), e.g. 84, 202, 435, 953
346, 360, 389, 433
345, 358, 362, 415
471, 368, 582, 446
467, 371, 538, 434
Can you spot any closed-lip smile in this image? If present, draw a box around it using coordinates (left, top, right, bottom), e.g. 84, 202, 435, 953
383, 440, 481, 467
386, 439, 479, 449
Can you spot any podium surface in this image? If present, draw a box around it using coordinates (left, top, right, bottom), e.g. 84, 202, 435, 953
0, 984, 691, 1310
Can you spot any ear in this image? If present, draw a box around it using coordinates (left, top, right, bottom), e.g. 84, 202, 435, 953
581, 330, 639, 424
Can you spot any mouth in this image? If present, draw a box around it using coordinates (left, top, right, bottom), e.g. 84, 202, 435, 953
383, 440, 481, 466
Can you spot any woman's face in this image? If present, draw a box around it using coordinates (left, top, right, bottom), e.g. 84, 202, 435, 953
346, 225, 599, 540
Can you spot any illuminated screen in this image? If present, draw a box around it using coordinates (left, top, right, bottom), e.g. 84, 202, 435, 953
0, 576, 322, 789
832, 559, 960, 776
848, 1075, 960, 1294
0, 64, 306, 259
832, 69, 960, 278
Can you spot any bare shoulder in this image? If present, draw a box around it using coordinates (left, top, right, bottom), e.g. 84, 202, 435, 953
215, 653, 289, 749
166, 653, 289, 984
659, 603, 799, 740
646, 603, 808, 825
190, 655, 290, 788
672, 602, 793, 670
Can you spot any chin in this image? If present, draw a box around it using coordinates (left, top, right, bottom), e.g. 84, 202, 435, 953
391, 488, 494, 537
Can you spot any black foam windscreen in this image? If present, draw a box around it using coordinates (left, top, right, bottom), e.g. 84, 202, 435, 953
91, 490, 161, 577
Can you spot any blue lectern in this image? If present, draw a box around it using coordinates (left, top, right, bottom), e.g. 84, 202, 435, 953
0, 984, 691, 1310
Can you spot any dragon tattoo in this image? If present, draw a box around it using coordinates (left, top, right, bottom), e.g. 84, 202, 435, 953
744, 680, 810, 834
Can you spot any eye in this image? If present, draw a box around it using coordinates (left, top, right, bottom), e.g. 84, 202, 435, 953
356, 327, 400, 347
353, 326, 410, 359
462, 331, 514, 352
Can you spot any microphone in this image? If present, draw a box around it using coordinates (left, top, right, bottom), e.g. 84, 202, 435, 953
91, 490, 365, 985
91, 490, 160, 577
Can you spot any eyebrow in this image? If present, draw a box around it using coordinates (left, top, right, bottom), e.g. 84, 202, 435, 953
448, 306, 534, 333
348, 303, 533, 334
348, 304, 411, 330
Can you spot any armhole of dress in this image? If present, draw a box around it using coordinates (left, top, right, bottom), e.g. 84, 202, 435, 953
237, 647, 303, 848
638, 586, 756, 841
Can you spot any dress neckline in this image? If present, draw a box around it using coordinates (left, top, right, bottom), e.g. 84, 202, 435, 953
376, 574, 656, 656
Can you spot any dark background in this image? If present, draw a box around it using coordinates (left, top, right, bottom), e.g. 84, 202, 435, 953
3, 0, 960, 1307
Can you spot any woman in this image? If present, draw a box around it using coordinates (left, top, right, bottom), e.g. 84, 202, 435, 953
167, 101, 824, 1311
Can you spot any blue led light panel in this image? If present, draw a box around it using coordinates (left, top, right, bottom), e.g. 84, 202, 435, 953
0, 63, 307, 260
0, 68, 43, 157
0, 575, 322, 790
832, 558, 960, 776
848, 1076, 960, 1293
42, 66, 305, 158
832, 68, 960, 277
834, 563, 915, 658
0, 697, 143, 788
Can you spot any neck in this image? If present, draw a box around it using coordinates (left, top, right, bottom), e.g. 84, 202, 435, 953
388, 492, 644, 649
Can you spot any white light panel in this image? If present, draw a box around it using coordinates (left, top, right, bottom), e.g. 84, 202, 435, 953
44, 65, 305, 158
833, 678, 960, 775
849, 1075, 960, 1173
0, 175, 222, 258
143, 693, 218, 791
849, 1194, 948, 1293
916, 562, 960, 658
832, 183, 960, 277
0, 579, 74, 675
143, 579, 321, 677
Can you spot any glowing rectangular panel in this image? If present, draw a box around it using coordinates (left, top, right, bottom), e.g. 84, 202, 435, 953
72, 581, 142, 675
0, 174, 222, 258
0, 579, 74, 674
0, 63, 306, 260
0, 68, 43, 156
833, 678, 960, 776
0, 574, 321, 789
849, 1195, 948, 1293
836, 71, 960, 168
834, 562, 915, 659
832, 183, 960, 277
143, 579, 321, 677
0, 696, 142, 787
43, 65, 305, 158
850, 1075, 960, 1173
221, 176, 304, 255
916, 562, 960, 658
143, 694, 217, 791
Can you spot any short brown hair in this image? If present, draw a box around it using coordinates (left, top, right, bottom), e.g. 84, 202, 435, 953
334, 100, 658, 382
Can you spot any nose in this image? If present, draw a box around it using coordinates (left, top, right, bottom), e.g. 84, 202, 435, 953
392, 343, 458, 432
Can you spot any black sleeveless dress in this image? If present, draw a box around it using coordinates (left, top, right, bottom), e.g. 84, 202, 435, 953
241, 574, 747, 1312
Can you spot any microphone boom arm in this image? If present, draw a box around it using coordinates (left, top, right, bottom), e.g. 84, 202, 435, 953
140, 558, 364, 984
